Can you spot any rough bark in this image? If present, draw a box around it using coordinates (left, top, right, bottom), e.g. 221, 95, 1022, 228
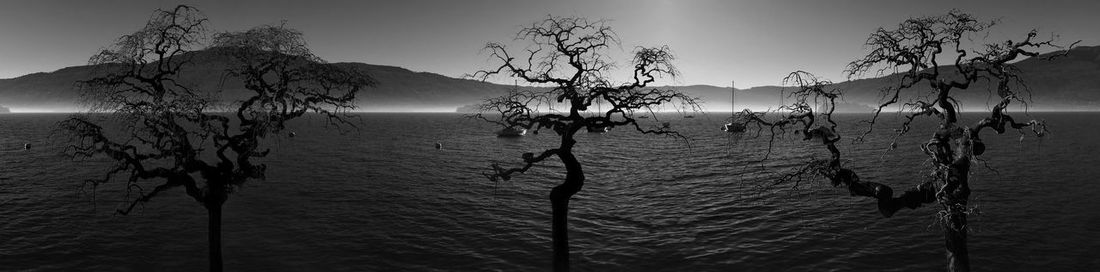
836, 11, 1071, 271
941, 156, 971, 272
945, 211, 969, 272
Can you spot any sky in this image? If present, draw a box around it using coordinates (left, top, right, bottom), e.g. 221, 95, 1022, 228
1, 0, 1097, 88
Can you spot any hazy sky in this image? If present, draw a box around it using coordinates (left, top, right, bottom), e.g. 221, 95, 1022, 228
1, 0, 1096, 87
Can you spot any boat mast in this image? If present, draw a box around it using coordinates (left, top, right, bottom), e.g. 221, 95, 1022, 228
731, 80, 737, 117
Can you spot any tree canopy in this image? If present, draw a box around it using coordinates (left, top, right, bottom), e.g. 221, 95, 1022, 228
59, 5, 373, 271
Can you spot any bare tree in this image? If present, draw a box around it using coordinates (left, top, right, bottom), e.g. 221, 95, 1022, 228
59, 6, 372, 271
470, 16, 699, 271
743, 11, 1074, 272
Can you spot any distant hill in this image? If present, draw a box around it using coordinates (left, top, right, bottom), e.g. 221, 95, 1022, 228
331, 62, 539, 112
658, 46, 1100, 113
0, 50, 520, 112
1, 46, 1098, 112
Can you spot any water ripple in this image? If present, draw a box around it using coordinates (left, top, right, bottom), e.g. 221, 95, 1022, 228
0, 113, 1097, 271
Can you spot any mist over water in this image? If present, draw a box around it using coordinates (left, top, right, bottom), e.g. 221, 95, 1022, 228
1, 112, 1097, 271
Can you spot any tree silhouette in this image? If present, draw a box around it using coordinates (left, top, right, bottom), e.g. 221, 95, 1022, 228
743, 11, 1074, 272
59, 6, 372, 271
470, 16, 698, 271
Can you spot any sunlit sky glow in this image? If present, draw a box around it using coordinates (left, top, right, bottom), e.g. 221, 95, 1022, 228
1, 0, 1097, 87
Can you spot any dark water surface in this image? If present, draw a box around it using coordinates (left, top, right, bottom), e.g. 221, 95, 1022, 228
1, 112, 1098, 271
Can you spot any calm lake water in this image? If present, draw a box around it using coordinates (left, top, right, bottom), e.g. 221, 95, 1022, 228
1, 112, 1098, 271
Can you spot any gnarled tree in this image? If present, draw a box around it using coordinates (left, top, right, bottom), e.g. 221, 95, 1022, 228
470, 16, 698, 271
744, 11, 1074, 272
60, 6, 372, 272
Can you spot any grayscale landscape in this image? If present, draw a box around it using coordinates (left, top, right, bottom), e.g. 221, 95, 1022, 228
1, 1, 1097, 271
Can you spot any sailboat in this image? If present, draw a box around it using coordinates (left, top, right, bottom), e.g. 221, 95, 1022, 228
495, 80, 528, 137
587, 126, 609, 133
722, 80, 746, 133
496, 127, 527, 137
587, 100, 610, 133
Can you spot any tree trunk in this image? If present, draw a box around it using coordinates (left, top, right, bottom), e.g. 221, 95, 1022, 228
943, 157, 971, 272
206, 189, 225, 272
550, 149, 584, 272
944, 211, 969, 272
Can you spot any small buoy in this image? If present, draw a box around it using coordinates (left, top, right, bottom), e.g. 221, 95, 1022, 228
24, 143, 30, 150
435, 142, 442, 150
288, 132, 296, 138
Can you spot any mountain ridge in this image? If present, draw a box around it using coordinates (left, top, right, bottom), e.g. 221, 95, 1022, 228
1, 46, 1097, 112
